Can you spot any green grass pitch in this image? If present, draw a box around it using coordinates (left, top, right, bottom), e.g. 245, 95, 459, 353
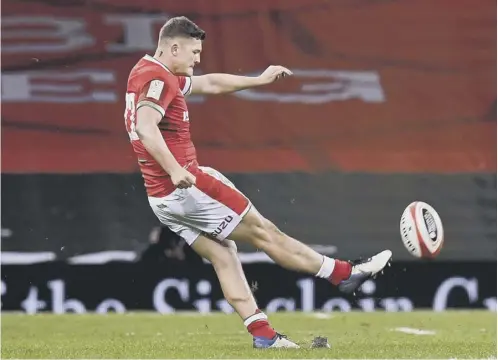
2, 311, 496, 359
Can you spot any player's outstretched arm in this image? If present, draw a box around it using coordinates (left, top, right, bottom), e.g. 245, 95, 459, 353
190, 65, 293, 95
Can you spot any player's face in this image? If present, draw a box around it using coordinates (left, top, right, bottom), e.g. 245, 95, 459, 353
173, 38, 202, 76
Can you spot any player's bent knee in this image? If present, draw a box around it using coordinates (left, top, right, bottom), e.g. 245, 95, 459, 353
231, 208, 275, 248
221, 239, 238, 253
207, 245, 235, 269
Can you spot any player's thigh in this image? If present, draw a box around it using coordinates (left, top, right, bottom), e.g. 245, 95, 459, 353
226, 206, 283, 249
226, 207, 268, 242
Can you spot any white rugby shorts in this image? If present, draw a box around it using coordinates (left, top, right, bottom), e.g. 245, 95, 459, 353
148, 166, 251, 245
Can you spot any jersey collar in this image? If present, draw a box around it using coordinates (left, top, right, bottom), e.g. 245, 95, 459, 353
143, 54, 172, 73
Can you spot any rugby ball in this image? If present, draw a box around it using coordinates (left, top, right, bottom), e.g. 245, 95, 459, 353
400, 201, 444, 258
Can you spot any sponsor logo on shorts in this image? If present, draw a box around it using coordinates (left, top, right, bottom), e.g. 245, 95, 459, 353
210, 215, 233, 238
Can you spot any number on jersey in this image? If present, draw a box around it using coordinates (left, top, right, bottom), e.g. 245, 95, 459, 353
124, 93, 139, 140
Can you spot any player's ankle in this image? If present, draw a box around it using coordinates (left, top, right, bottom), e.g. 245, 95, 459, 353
329, 259, 352, 285
244, 309, 277, 339
315, 256, 352, 285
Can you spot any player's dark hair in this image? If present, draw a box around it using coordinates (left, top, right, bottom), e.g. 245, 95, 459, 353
159, 16, 206, 41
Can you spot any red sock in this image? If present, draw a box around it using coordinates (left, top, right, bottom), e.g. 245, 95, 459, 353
329, 259, 352, 285
245, 309, 277, 339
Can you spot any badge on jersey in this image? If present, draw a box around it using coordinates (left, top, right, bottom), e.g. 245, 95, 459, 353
146, 80, 165, 100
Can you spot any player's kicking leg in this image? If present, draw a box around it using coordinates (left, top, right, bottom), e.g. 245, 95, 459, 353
228, 208, 392, 296
191, 235, 299, 348
192, 166, 392, 293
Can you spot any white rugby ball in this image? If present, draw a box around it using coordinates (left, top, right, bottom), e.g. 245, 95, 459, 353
400, 201, 444, 258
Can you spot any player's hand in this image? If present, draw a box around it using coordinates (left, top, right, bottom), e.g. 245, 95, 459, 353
170, 167, 196, 189
258, 65, 293, 84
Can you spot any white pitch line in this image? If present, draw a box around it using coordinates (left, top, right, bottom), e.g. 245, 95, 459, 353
308, 312, 334, 319
392, 327, 436, 335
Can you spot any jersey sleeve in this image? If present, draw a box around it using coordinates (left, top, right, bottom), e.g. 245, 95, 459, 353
178, 76, 193, 97
136, 77, 177, 117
